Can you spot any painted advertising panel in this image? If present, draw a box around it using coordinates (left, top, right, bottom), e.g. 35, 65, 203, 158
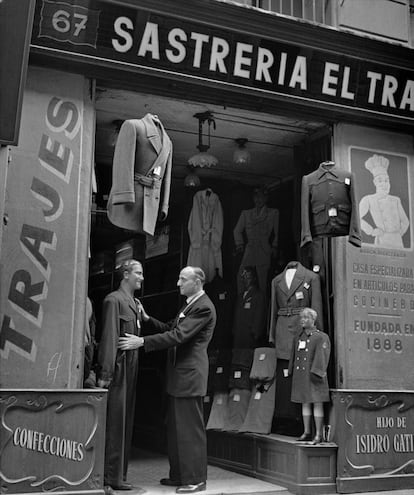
0, 389, 106, 493
0, 68, 92, 388
334, 124, 414, 390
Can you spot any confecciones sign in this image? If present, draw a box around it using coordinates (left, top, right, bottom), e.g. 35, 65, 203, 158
32, 0, 414, 121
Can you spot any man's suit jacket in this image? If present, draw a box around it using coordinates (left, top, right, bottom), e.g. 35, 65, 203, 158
301, 162, 361, 247
268, 262, 323, 360
97, 289, 141, 383
144, 293, 217, 397
107, 114, 172, 236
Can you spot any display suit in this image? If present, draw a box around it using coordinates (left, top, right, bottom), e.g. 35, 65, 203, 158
269, 261, 323, 360
107, 114, 172, 235
97, 289, 141, 487
301, 161, 361, 276
234, 206, 279, 292
143, 293, 216, 485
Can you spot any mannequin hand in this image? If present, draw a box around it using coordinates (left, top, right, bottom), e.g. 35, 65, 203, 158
118, 333, 144, 350
97, 379, 111, 389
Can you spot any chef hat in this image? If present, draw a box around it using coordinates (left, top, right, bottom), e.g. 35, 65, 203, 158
365, 154, 389, 177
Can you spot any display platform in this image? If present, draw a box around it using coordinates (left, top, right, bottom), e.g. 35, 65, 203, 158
207, 430, 337, 495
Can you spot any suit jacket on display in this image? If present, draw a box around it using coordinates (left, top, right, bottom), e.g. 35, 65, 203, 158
301, 162, 361, 247
232, 286, 266, 349
143, 293, 217, 397
268, 262, 323, 360
107, 114, 173, 236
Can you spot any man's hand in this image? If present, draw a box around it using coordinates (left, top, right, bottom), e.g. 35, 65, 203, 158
136, 300, 150, 321
118, 333, 144, 350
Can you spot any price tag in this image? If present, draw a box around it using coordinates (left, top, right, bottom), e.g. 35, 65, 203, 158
217, 397, 223, 405
345, 177, 351, 185
204, 396, 210, 403
328, 207, 337, 217
298, 340, 306, 350
283, 369, 289, 377
259, 353, 266, 361
234, 371, 241, 379
216, 366, 223, 374
295, 291, 304, 300
219, 293, 226, 300
233, 394, 240, 402
254, 391, 262, 400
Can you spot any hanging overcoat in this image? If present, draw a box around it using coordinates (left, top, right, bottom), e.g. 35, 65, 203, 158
187, 189, 223, 283
97, 289, 141, 487
268, 262, 323, 360
107, 114, 172, 235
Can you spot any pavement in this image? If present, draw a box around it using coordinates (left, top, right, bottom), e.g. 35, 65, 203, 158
122, 449, 414, 495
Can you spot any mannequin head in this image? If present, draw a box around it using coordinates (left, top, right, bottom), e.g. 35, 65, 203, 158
253, 186, 268, 208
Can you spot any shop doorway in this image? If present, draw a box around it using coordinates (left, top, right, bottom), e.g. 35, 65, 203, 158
88, 87, 332, 454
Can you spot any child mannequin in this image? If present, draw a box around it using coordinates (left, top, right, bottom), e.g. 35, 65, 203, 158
289, 307, 330, 444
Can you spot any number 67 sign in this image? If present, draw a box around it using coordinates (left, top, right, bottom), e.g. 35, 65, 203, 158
39, 0, 100, 48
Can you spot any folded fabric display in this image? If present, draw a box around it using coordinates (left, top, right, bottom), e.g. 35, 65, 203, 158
228, 348, 254, 390
206, 392, 229, 431
249, 347, 277, 391
212, 349, 232, 392
238, 381, 276, 434
222, 388, 251, 432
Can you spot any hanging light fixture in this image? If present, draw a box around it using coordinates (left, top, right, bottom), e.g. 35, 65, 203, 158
233, 138, 251, 166
184, 167, 201, 188
188, 111, 218, 168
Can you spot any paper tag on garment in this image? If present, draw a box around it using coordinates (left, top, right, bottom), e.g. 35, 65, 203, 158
313, 265, 321, 273
345, 177, 351, 185
304, 282, 310, 289
295, 291, 304, 300
298, 340, 306, 350
216, 367, 223, 374
153, 166, 162, 177
259, 353, 266, 361
204, 396, 210, 403
328, 207, 337, 217
283, 369, 289, 378
234, 371, 241, 379
254, 392, 262, 400
233, 394, 241, 402
219, 293, 226, 300
244, 302, 251, 309
217, 397, 223, 405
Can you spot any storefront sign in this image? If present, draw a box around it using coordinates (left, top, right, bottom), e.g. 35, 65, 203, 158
30, 0, 414, 121
332, 390, 414, 493
345, 146, 414, 390
0, 68, 91, 387
0, 389, 106, 493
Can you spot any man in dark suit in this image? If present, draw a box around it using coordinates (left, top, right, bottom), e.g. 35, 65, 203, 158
107, 114, 172, 236
96, 260, 144, 493
118, 266, 216, 494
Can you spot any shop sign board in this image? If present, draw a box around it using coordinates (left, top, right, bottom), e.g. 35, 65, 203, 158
345, 146, 414, 390
0, 389, 106, 494
30, 0, 414, 122
332, 390, 414, 493
0, 68, 90, 388
0, 0, 35, 145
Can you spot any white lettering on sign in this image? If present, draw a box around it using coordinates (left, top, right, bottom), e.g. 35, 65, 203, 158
13, 427, 85, 462
0, 96, 81, 362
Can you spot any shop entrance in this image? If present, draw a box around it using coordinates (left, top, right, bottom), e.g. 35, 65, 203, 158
88, 86, 332, 462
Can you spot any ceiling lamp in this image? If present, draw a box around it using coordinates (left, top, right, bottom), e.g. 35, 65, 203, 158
184, 168, 201, 188
188, 111, 218, 168
233, 138, 251, 166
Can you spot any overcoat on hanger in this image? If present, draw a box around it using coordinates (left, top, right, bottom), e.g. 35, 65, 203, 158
107, 114, 172, 236
187, 189, 223, 282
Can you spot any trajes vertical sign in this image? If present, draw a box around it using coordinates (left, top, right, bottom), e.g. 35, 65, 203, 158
0, 68, 87, 388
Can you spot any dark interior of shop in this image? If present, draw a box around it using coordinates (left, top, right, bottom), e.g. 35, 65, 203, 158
89, 87, 333, 451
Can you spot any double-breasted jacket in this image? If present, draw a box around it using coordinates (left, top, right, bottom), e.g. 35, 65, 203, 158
269, 262, 323, 360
